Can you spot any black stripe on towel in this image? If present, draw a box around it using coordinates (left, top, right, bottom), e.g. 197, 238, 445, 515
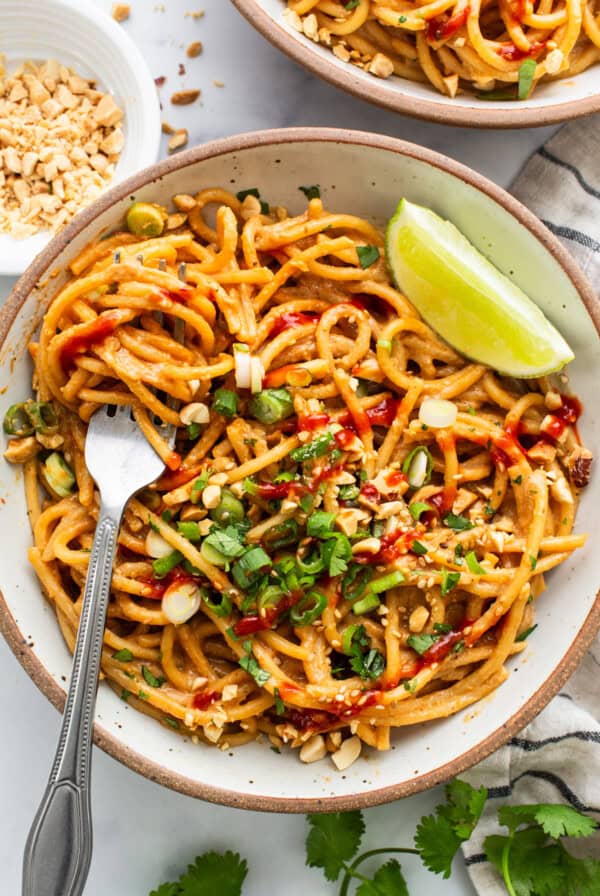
542, 219, 600, 253
510, 731, 600, 751
538, 147, 600, 200
465, 853, 487, 866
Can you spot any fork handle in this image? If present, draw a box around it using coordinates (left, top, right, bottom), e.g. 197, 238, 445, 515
23, 502, 123, 896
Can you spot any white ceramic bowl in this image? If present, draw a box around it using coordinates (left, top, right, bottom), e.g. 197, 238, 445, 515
232, 0, 600, 128
0, 0, 161, 276
1, 128, 599, 812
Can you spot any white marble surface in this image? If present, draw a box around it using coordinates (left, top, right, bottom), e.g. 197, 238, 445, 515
0, 1, 562, 893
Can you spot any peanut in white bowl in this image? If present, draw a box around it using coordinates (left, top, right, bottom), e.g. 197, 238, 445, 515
0, 128, 598, 812
0, 0, 160, 275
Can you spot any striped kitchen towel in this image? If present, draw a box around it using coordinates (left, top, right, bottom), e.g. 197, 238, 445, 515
461, 116, 600, 893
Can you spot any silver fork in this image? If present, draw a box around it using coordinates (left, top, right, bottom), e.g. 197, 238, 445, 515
23, 258, 184, 896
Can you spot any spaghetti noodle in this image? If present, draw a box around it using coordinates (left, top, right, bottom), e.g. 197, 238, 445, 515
4, 187, 592, 767
283, 0, 600, 99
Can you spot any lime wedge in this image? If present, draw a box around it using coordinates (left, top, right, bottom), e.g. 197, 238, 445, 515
385, 199, 573, 377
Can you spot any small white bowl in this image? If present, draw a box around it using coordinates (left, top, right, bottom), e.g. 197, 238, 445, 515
0, 0, 161, 276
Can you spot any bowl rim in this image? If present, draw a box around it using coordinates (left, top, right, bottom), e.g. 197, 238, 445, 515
1, 126, 599, 813
231, 0, 600, 129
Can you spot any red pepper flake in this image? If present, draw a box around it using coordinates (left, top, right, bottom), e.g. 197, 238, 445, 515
297, 412, 330, 432
193, 690, 218, 711
427, 6, 469, 42
496, 40, 545, 61
270, 311, 319, 337
160, 287, 193, 304
59, 311, 122, 372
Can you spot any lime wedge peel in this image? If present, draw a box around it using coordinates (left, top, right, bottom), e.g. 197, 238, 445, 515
385, 199, 574, 378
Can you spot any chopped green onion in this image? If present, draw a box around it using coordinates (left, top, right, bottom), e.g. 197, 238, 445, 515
454, 543, 464, 565
411, 540, 428, 555
112, 648, 133, 662
249, 388, 294, 425
368, 569, 405, 594
342, 564, 373, 602
356, 245, 380, 269
465, 551, 485, 574
433, 622, 452, 634
299, 493, 314, 513
402, 446, 433, 489
3, 403, 35, 436
296, 547, 325, 577
176, 521, 201, 541
410, 501, 433, 521
530, 554, 538, 570
338, 483, 360, 502
274, 471, 296, 484
306, 510, 336, 538
274, 687, 285, 715
202, 590, 233, 617
200, 541, 229, 568
25, 401, 59, 435
518, 58, 537, 100
232, 547, 272, 589
263, 518, 299, 550
341, 623, 368, 656
516, 624, 538, 642
212, 388, 238, 419
290, 590, 328, 626
289, 431, 333, 462
152, 550, 183, 578
440, 569, 461, 597
257, 585, 286, 616
352, 593, 381, 615
210, 489, 245, 525
187, 423, 200, 440
42, 452, 75, 498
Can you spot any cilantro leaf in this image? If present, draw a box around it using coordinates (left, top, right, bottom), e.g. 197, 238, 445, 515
321, 533, 352, 578
178, 851, 248, 896
561, 849, 600, 896
485, 829, 562, 896
150, 884, 181, 896
407, 633, 437, 655
142, 666, 165, 688
356, 245, 380, 269
306, 811, 365, 881
415, 779, 487, 878
442, 512, 474, 531
204, 526, 246, 559
239, 640, 270, 687
356, 859, 409, 896
299, 184, 321, 200
499, 804, 598, 840
350, 647, 385, 680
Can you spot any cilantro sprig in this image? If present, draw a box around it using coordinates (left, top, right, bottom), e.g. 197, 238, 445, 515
149, 850, 248, 896
148, 781, 600, 896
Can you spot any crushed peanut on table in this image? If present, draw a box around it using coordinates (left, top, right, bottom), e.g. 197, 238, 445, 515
0, 57, 124, 240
